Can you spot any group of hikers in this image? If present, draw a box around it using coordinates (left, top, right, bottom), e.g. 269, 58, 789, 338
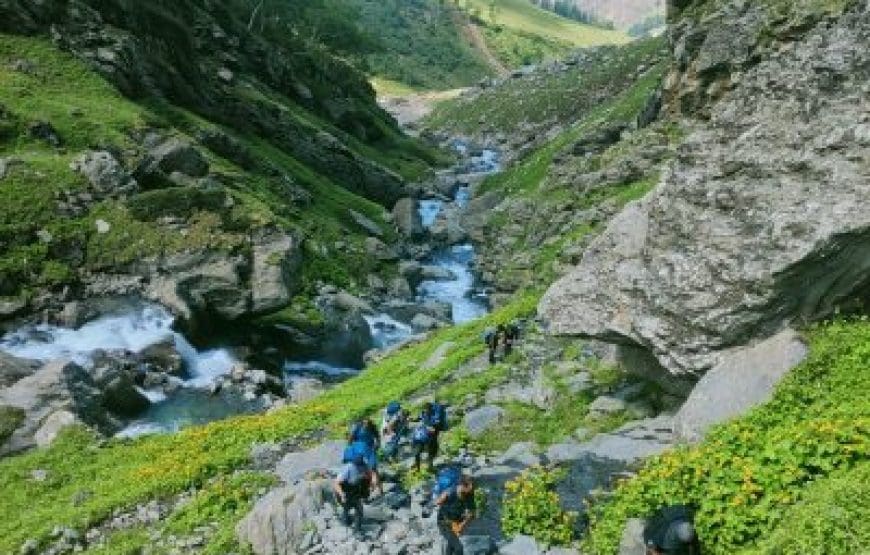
483, 320, 521, 364
333, 399, 475, 554
331, 398, 701, 554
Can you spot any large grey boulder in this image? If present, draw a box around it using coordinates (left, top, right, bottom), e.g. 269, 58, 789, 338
148, 138, 209, 178
0, 360, 103, 453
464, 405, 505, 438
89, 351, 150, 417
547, 416, 675, 465
34, 409, 80, 447
0, 352, 41, 388
236, 479, 330, 555
540, 5, 870, 377
251, 233, 302, 314
275, 441, 345, 484
69, 151, 138, 195
674, 328, 807, 442
392, 197, 423, 238
147, 252, 249, 321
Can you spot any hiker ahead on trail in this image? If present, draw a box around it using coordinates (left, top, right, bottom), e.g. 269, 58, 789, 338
483, 326, 499, 364
381, 401, 408, 463
413, 401, 448, 471
643, 505, 702, 555
344, 418, 380, 485
333, 453, 379, 533
434, 470, 475, 555
503, 320, 520, 357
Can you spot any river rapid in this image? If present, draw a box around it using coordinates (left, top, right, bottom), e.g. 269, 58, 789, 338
0, 141, 501, 438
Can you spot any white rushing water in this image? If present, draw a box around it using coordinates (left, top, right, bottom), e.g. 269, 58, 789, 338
417, 244, 488, 324
0, 304, 244, 438
419, 199, 444, 228
0, 305, 176, 365
0, 305, 237, 386
364, 313, 415, 349
413, 146, 500, 325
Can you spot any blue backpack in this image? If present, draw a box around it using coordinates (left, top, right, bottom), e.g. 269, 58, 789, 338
349, 421, 377, 448
412, 425, 430, 444
433, 466, 462, 500
342, 440, 377, 469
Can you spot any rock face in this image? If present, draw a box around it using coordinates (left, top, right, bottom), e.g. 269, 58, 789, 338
251, 233, 302, 314
674, 328, 807, 442
69, 151, 138, 195
0, 352, 40, 388
149, 253, 249, 321
392, 197, 423, 238
0, 361, 98, 453
236, 479, 330, 555
464, 405, 506, 438
541, 2, 870, 377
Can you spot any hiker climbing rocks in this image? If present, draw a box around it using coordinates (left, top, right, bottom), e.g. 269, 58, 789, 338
344, 418, 381, 481
333, 453, 378, 533
435, 472, 476, 555
503, 319, 520, 357
381, 400, 407, 463
643, 505, 702, 555
483, 326, 498, 364
413, 401, 448, 471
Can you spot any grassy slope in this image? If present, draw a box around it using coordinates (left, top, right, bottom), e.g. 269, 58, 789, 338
425, 37, 664, 135
0, 34, 437, 301
341, 0, 495, 90
584, 320, 870, 554
467, 0, 629, 47
0, 292, 539, 553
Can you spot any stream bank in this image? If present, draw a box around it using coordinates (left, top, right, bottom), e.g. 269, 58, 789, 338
0, 140, 502, 442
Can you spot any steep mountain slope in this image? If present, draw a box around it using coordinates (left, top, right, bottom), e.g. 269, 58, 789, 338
540, 0, 870, 377
0, 0, 438, 353
330, 0, 497, 90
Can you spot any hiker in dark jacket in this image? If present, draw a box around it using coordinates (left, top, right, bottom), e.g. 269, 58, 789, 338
381, 401, 407, 463
484, 326, 499, 364
503, 320, 520, 357
435, 475, 476, 555
643, 505, 702, 555
413, 401, 447, 471
333, 454, 378, 532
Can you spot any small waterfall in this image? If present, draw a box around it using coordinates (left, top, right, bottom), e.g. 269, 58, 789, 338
0, 304, 246, 439
364, 313, 415, 349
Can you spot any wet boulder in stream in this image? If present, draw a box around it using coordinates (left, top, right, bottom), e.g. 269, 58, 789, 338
250, 232, 302, 314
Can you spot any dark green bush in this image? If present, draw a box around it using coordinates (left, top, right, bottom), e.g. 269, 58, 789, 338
126, 186, 227, 221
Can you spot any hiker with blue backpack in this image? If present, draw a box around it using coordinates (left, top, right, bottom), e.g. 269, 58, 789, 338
434, 469, 476, 555
343, 417, 381, 490
348, 417, 380, 452
333, 452, 378, 533
413, 401, 448, 472
381, 401, 408, 463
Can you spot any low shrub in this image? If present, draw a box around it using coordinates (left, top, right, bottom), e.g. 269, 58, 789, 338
583, 319, 870, 554
502, 466, 577, 546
